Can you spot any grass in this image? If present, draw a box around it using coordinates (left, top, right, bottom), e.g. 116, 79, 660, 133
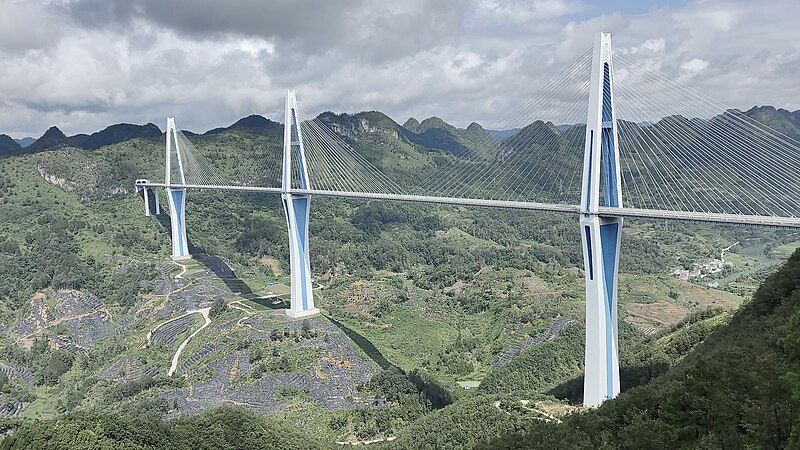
275, 400, 339, 442
19, 386, 58, 420
772, 240, 800, 259
619, 273, 744, 330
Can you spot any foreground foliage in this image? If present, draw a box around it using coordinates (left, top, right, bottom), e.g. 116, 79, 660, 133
484, 247, 800, 449
0, 406, 325, 450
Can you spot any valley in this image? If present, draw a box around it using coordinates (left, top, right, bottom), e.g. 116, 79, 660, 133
0, 108, 798, 447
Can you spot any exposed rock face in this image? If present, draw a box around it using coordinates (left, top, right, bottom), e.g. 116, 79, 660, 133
13, 290, 111, 349
36, 162, 72, 191
35, 148, 131, 200
318, 111, 405, 142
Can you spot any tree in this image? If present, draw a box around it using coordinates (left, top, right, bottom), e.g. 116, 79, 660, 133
209, 298, 225, 318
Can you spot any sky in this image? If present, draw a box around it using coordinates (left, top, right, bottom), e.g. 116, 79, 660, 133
1, 0, 798, 138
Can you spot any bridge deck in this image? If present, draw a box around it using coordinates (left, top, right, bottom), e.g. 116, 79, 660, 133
136, 183, 800, 228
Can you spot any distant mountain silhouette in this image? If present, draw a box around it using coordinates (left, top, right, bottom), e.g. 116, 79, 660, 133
27, 126, 70, 152
14, 137, 35, 148
3, 106, 799, 157
77, 123, 162, 150
743, 105, 800, 140
464, 122, 494, 146
204, 115, 280, 135
402, 116, 473, 156
0, 134, 22, 156
68, 133, 90, 148
403, 118, 421, 132
486, 128, 521, 141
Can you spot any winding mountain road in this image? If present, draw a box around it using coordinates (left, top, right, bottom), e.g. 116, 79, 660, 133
169, 307, 211, 377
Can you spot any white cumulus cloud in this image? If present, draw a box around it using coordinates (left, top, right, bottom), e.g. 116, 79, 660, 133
0, 0, 798, 137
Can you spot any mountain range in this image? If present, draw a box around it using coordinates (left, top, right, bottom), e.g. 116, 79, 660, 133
3, 105, 797, 158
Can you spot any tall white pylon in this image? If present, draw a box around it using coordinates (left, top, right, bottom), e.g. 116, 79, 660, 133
580, 32, 623, 407
165, 117, 190, 260
282, 89, 319, 318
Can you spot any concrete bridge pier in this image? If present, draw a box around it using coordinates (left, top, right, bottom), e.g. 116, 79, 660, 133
137, 185, 161, 217
165, 117, 190, 260
167, 187, 190, 260
282, 89, 319, 318
153, 188, 161, 215
580, 32, 623, 407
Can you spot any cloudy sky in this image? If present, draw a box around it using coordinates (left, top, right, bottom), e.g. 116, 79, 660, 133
1, 0, 798, 138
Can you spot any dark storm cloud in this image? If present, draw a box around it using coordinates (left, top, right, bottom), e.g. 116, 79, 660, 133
60, 0, 356, 41
57, 0, 470, 62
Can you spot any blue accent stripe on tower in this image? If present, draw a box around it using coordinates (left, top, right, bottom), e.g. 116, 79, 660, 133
602, 64, 613, 122
291, 112, 309, 190
295, 148, 309, 190
585, 131, 593, 211
600, 222, 619, 398
584, 226, 594, 280
292, 196, 310, 310
171, 189, 185, 255
601, 63, 619, 208
602, 131, 618, 207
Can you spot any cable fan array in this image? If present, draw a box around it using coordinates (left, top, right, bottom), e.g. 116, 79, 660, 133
291, 50, 594, 204
290, 106, 405, 194
168, 124, 286, 188
612, 53, 800, 218
165, 50, 595, 205
164, 47, 799, 221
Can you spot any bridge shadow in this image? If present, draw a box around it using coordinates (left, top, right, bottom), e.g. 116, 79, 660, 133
150, 205, 281, 308
547, 361, 670, 404
192, 251, 266, 306
191, 251, 288, 310
326, 316, 398, 371
249, 295, 289, 310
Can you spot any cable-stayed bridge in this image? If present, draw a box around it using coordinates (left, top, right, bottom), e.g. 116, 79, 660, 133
135, 33, 800, 407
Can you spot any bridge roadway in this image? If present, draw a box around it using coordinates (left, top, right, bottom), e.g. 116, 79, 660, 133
136, 182, 800, 228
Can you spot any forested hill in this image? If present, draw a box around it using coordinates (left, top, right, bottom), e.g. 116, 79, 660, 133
4, 104, 800, 156
482, 246, 800, 449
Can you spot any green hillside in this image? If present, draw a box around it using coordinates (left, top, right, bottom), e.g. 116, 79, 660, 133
481, 246, 800, 449
0, 108, 797, 447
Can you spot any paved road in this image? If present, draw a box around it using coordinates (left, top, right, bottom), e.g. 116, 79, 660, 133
169, 307, 212, 377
